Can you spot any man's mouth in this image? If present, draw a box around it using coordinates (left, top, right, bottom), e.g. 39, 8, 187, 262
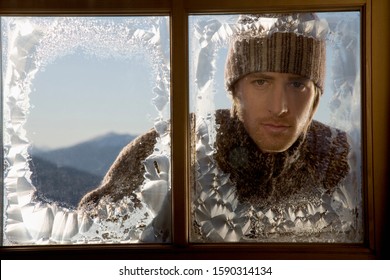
261, 122, 291, 133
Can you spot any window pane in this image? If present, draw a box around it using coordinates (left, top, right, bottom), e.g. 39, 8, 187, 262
189, 12, 363, 242
1, 16, 171, 244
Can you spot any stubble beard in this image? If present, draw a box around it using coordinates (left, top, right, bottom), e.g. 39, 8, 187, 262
234, 103, 312, 153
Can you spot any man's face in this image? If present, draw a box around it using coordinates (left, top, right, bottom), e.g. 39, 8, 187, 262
234, 72, 317, 153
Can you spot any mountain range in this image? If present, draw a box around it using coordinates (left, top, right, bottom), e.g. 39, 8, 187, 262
29, 132, 136, 208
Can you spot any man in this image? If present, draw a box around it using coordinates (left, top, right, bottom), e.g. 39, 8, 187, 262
213, 13, 346, 205
79, 13, 360, 242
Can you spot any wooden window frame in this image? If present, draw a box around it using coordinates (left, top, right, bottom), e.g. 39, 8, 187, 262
0, 0, 389, 259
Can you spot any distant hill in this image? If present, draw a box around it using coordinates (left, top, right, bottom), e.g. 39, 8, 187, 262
29, 132, 136, 207
31, 132, 136, 177
29, 156, 102, 208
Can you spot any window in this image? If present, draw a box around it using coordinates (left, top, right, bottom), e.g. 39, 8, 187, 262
2, 16, 171, 244
189, 13, 363, 243
1, 0, 389, 259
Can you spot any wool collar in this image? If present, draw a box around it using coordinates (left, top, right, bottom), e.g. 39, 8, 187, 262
214, 109, 350, 207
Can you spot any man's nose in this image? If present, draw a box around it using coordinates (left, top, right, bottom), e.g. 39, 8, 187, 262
267, 84, 288, 117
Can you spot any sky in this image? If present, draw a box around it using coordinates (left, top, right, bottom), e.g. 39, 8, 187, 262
3, 13, 358, 150
26, 51, 157, 149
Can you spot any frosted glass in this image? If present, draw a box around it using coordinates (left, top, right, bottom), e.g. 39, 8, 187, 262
189, 13, 362, 242
1, 16, 171, 245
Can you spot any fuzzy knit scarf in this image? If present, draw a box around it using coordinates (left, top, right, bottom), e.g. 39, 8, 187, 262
214, 109, 350, 207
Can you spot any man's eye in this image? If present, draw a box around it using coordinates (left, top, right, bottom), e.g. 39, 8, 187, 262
290, 81, 306, 90
292, 81, 303, 87
254, 79, 267, 86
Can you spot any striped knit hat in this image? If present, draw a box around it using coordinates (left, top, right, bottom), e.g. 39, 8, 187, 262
225, 13, 328, 93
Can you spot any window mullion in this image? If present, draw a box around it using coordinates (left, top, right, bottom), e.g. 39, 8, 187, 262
171, 0, 190, 246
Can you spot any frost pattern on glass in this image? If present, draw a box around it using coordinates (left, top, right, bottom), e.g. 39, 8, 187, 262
190, 13, 362, 242
2, 17, 170, 245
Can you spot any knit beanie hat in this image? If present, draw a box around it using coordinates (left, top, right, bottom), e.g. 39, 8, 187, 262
225, 13, 328, 94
